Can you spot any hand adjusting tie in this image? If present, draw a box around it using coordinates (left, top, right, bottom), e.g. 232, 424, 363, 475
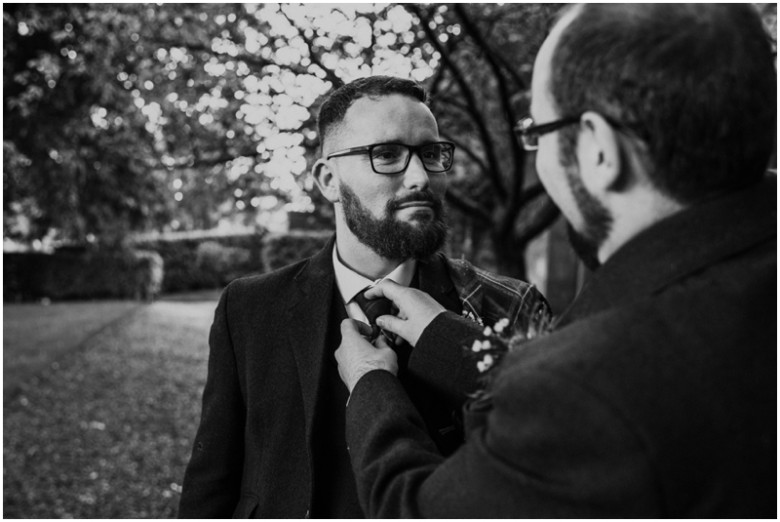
352, 289, 394, 341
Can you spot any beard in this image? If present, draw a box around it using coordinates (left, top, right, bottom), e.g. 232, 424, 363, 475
339, 184, 448, 260
564, 164, 612, 270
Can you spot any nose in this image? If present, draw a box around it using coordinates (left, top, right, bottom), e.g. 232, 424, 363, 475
402, 151, 431, 190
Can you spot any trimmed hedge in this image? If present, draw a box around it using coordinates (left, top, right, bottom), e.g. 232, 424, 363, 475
261, 231, 333, 272
135, 233, 266, 293
3, 231, 336, 301
3, 249, 163, 302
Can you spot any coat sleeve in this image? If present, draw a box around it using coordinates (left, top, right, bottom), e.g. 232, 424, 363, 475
406, 311, 483, 406
345, 355, 661, 518
179, 284, 246, 518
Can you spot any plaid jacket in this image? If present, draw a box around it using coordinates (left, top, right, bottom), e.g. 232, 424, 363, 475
444, 256, 552, 336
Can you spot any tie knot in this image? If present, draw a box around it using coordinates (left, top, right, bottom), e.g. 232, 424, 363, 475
353, 289, 394, 328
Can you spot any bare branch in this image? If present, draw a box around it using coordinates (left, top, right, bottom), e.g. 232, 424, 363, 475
435, 96, 473, 116
408, 4, 507, 201
519, 182, 547, 206
277, 8, 344, 88
427, 64, 448, 99
514, 196, 560, 244
153, 36, 313, 78
493, 52, 527, 91
445, 188, 493, 225
453, 4, 527, 217
440, 132, 489, 174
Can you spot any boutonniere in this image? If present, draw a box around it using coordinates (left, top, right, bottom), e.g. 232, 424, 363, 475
461, 309, 484, 326
464, 305, 552, 407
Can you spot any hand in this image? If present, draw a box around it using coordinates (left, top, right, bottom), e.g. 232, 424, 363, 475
363, 280, 446, 347
335, 319, 398, 394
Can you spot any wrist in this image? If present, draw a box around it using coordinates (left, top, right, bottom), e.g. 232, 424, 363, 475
349, 361, 397, 393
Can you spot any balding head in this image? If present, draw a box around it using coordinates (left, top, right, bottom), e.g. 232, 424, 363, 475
546, 4, 776, 203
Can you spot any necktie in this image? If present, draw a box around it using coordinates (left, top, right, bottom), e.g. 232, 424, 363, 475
352, 288, 394, 340
353, 287, 416, 373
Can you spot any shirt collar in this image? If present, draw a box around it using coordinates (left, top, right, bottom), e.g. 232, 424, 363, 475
332, 246, 417, 304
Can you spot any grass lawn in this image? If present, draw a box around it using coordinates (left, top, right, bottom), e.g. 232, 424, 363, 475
4, 301, 142, 395
3, 295, 218, 518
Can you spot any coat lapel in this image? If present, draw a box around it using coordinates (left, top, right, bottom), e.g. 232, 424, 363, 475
286, 236, 337, 451
417, 253, 463, 314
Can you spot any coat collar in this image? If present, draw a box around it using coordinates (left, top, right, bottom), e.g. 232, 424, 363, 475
557, 176, 777, 326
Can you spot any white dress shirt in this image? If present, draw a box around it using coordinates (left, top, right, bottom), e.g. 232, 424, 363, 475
332, 246, 416, 326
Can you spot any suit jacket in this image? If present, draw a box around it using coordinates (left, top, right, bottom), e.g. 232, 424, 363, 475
178, 237, 549, 518
345, 176, 777, 518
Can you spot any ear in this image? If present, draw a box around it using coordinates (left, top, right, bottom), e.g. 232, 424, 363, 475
577, 111, 622, 195
312, 158, 340, 203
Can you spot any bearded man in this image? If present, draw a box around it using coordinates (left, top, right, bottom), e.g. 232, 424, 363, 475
335, 5, 776, 518
178, 76, 550, 518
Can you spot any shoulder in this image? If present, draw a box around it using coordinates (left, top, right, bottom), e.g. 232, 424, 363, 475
444, 256, 551, 328
221, 252, 327, 307
446, 257, 544, 301
498, 278, 775, 421
229, 258, 308, 290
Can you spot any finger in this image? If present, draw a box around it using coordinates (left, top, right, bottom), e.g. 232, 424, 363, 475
375, 314, 410, 342
373, 336, 399, 366
375, 334, 392, 350
353, 320, 374, 337
340, 318, 369, 339
363, 279, 403, 301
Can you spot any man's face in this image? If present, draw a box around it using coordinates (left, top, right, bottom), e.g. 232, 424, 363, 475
530, 11, 611, 266
326, 94, 449, 259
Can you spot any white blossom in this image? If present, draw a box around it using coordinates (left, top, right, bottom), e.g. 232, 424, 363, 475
493, 317, 510, 334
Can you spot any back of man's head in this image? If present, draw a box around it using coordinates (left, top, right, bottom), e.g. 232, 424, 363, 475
317, 76, 427, 152
550, 4, 776, 203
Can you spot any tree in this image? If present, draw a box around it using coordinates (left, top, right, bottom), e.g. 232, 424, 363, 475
405, 4, 562, 277
5, 4, 773, 279
4, 4, 434, 246
4, 5, 171, 246
5, 3, 557, 278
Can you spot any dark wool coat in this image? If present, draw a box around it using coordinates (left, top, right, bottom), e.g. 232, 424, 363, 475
345, 176, 777, 518
178, 236, 548, 518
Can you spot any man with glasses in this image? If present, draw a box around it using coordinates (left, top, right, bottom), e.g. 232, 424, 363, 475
179, 75, 550, 518
335, 4, 775, 518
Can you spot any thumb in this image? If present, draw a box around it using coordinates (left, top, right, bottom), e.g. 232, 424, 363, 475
375, 333, 392, 350
341, 318, 368, 339
353, 320, 374, 338
375, 314, 410, 342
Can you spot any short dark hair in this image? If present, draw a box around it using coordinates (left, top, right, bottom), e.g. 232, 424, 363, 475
317, 76, 428, 152
550, 4, 776, 203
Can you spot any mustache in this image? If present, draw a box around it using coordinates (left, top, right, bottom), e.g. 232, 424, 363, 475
388, 190, 443, 211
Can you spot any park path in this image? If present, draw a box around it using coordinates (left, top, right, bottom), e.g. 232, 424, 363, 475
3, 293, 219, 518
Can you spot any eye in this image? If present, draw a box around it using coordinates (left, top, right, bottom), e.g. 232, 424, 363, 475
371, 144, 405, 164
422, 144, 451, 164
422, 145, 440, 160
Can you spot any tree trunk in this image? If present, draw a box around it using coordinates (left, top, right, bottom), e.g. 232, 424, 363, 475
544, 217, 583, 315
492, 232, 527, 281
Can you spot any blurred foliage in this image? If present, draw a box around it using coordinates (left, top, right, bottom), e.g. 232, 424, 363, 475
409, 4, 561, 276
4, 4, 776, 277
3, 249, 163, 301
261, 231, 332, 272
134, 232, 266, 293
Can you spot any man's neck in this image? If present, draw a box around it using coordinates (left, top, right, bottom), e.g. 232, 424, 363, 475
335, 228, 405, 280
598, 190, 685, 263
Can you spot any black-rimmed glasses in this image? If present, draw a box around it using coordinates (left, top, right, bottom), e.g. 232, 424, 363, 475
326, 141, 455, 175
514, 115, 583, 151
